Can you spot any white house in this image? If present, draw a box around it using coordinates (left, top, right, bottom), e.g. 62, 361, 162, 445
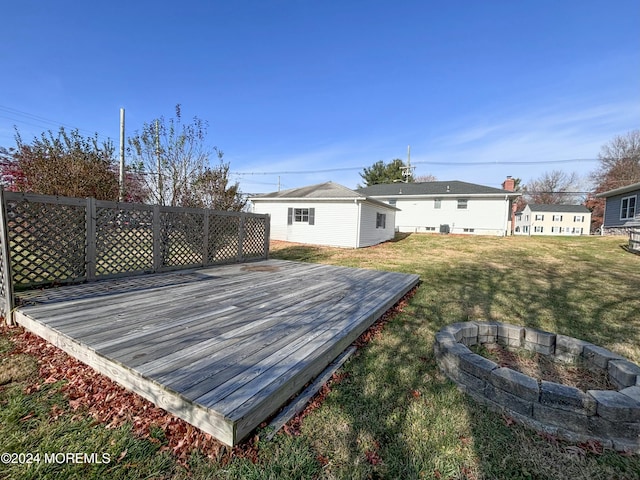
250, 182, 398, 248
514, 204, 591, 236
356, 179, 520, 236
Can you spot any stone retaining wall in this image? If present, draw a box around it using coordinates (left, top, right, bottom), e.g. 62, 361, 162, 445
434, 321, 640, 453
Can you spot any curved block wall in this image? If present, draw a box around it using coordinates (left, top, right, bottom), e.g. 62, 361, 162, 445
434, 321, 640, 453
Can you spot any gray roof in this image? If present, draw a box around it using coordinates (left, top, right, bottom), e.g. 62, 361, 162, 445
596, 181, 640, 198
251, 181, 363, 199
250, 181, 397, 210
356, 180, 519, 197
526, 204, 591, 213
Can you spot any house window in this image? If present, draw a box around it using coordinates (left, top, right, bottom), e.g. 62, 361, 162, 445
551, 226, 560, 233
387, 199, 396, 206
572, 227, 583, 234
295, 208, 309, 222
376, 213, 386, 229
457, 199, 468, 209
523, 226, 529, 233
534, 226, 544, 233
573, 215, 584, 222
287, 207, 315, 225
535, 214, 544, 221
621, 195, 637, 220
525, 215, 529, 221
434, 198, 441, 209
553, 215, 563, 221
425, 226, 436, 231
463, 228, 475, 233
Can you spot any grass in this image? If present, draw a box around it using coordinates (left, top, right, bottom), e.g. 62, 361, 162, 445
1, 233, 640, 479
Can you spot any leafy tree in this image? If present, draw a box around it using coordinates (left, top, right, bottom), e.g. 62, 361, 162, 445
188, 165, 246, 211
359, 158, 413, 186
586, 130, 640, 231
3, 128, 120, 200
524, 170, 580, 205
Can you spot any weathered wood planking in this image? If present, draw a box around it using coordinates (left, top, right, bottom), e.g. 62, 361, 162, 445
14, 259, 419, 446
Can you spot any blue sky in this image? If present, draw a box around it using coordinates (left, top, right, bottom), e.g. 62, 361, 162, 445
1, 0, 638, 194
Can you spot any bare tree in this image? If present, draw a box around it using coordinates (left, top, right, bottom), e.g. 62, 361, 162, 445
524, 170, 581, 205
414, 174, 438, 182
128, 105, 210, 206
586, 130, 640, 230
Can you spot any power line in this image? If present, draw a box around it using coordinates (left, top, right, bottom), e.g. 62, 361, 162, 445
230, 158, 599, 176
0, 105, 110, 142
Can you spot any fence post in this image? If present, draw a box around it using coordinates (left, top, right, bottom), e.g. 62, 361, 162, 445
0, 188, 14, 325
237, 214, 246, 262
152, 205, 162, 272
263, 214, 270, 260
85, 197, 97, 282
202, 210, 210, 266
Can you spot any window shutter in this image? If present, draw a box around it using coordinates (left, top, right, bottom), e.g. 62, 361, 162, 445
287, 208, 293, 225
308, 208, 315, 225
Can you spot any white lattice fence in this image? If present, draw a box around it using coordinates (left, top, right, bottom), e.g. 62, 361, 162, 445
0, 191, 269, 320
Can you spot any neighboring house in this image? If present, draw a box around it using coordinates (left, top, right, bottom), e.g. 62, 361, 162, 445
250, 182, 398, 248
595, 181, 640, 234
514, 204, 591, 236
356, 179, 520, 236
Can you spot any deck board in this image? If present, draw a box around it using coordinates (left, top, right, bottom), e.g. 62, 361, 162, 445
14, 259, 419, 446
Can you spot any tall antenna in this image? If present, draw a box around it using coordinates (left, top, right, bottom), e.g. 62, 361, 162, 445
401, 145, 415, 182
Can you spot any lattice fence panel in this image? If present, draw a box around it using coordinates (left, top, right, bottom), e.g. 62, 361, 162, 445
242, 216, 267, 259
6, 200, 87, 287
95, 206, 155, 276
207, 215, 240, 264
0, 221, 6, 314
160, 211, 205, 268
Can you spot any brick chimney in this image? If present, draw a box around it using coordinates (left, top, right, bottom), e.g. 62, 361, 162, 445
502, 176, 515, 192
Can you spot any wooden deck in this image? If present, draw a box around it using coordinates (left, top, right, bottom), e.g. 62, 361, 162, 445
13, 259, 419, 446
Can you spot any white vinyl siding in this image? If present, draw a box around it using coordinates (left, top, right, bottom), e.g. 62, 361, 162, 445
253, 200, 395, 248
359, 204, 396, 247
391, 196, 511, 236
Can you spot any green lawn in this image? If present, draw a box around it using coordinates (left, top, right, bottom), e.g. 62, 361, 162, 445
1, 234, 639, 479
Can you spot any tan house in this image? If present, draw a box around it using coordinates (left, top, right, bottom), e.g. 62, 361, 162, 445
514, 204, 591, 236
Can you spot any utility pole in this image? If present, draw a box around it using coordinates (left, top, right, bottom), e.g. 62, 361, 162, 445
401, 145, 415, 182
118, 108, 125, 202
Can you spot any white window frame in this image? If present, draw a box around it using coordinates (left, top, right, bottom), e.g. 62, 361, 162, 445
434, 198, 441, 209
621, 195, 637, 220
573, 215, 584, 222
534, 226, 544, 233
457, 199, 468, 210
552, 214, 563, 221
535, 214, 544, 221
